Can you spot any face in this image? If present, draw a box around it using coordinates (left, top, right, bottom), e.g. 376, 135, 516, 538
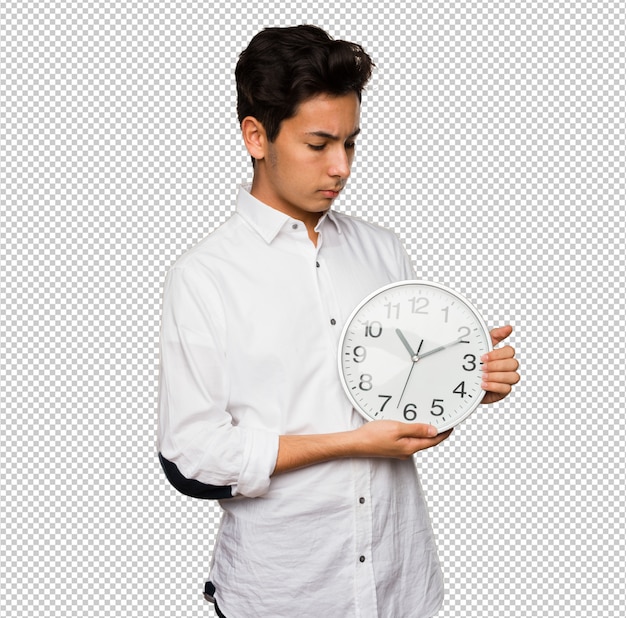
248, 92, 361, 229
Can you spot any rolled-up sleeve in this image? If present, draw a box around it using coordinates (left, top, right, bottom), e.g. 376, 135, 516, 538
157, 264, 279, 499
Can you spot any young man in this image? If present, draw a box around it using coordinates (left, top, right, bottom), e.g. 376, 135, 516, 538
157, 25, 519, 617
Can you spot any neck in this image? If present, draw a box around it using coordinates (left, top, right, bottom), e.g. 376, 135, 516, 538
250, 177, 323, 246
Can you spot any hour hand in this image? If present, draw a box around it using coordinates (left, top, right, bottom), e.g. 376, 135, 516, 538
396, 328, 415, 357
395, 329, 422, 362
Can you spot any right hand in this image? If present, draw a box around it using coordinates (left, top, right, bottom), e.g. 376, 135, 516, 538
354, 420, 453, 460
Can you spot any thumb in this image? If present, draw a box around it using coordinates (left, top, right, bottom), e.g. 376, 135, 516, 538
400, 422, 439, 438
490, 324, 513, 347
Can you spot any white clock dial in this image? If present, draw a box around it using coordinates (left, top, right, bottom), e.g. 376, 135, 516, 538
338, 280, 492, 433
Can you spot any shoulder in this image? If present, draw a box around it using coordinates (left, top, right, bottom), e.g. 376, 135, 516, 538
167, 213, 245, 275
160, 215, 249, 310
160, 219, 244, 328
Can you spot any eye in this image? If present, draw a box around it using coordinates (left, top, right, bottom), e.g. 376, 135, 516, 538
345, 141, 356, 150
308, 144, 327, 151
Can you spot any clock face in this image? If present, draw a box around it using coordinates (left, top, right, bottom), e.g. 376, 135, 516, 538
338, 280, 492, 432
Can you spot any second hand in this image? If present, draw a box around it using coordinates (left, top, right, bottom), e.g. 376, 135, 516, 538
396, 339, 424, 408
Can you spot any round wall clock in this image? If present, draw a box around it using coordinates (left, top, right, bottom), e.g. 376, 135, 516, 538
338, 280, 492, 433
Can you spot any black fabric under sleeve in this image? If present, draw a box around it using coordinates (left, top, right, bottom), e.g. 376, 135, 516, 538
158, 453, 233, 500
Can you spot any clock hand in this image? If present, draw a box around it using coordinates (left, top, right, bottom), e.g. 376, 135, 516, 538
396, 339, 424, 408
395, 328, 420, 360
396, 363, 416, 408
418, 336, 465, 360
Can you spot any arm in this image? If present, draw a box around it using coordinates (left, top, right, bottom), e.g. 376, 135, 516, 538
273, 421, 452, 475
481, 325, 521, 405
157, 266, 278, 500
274, 324, 519, 476
158, 265, 449, 494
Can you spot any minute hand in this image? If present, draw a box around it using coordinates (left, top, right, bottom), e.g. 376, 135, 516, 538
418, 336, 466, 360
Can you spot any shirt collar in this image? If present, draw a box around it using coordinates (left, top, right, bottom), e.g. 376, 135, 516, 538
236, 184, 341, 244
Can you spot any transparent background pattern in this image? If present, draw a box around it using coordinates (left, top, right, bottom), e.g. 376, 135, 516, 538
2, 1, 624, 616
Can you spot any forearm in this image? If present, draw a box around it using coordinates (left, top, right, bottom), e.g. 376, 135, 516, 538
272, 421, 449, 476
273, 431, 360, 475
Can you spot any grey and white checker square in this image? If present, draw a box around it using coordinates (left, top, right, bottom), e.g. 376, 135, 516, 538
1, 1, 624, 616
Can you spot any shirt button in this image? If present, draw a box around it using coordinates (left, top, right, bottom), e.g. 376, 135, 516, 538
359, 497, 365, 504
330, 318, 336, 325
359, 555, 366, 563
292, 223, 298, 230
316, 261, 320, 268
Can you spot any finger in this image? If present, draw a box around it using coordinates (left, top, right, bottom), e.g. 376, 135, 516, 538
489, 325, 513, 347
481, 379, 513, 396
398, 422, 440, 438
482, 345, 516, 363
482, 357, 520, 373
481, 390, 508, 405
407, 428, 454, 451
434, 428, 454, 440
482, 371, 521, 387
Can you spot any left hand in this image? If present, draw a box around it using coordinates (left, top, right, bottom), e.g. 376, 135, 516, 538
481, 325, 520, 405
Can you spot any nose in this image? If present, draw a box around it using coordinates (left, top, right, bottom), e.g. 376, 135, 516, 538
329, 147, 352, 180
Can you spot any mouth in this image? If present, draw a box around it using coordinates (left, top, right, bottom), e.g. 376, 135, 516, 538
319, 188, 342, 199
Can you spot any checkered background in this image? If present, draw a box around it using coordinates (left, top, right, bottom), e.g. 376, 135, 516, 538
2, 1, 624, 616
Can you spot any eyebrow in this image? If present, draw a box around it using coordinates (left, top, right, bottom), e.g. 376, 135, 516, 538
306, 128, 361, 141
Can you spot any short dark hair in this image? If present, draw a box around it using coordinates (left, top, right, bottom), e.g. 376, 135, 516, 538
235, 25, 374, 142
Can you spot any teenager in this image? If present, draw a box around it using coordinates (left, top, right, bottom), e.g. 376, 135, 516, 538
158, 25, 519, 617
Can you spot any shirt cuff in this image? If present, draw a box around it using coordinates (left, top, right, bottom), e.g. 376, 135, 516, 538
232, 427, 280, 498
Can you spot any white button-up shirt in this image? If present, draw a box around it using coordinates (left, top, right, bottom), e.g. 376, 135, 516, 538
157, 185, 444, 617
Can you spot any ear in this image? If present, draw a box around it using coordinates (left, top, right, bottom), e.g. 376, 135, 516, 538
240, 116, 267, 161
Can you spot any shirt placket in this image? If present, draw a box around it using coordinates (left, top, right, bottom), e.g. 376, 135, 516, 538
314, 242, 342, 338
316, 233, 379, 617
352, 460, 378, 616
